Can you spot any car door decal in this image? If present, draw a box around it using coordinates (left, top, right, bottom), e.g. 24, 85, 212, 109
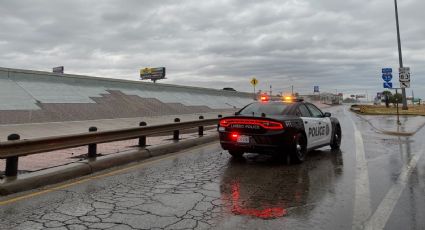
308, 123, 328, 137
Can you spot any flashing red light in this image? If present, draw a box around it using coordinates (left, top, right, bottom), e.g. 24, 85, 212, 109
219, 119, 284, 130
260, 94, 269, 102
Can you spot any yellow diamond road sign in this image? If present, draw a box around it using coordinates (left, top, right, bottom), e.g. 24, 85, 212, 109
250, 78, 258, 86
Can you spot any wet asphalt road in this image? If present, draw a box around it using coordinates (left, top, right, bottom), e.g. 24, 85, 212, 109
0, 105, 424, 230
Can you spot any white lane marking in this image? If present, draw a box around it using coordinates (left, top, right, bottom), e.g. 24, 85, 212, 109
364, 145, 425, 230
346, 109, 372, 230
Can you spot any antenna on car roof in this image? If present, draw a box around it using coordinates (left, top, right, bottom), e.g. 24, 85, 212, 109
261, 113, 266, 117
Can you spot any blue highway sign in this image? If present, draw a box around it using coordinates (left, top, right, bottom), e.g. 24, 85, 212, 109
382, 73, 392, 82
383, 82, 393, 88
382, 68, 392, 73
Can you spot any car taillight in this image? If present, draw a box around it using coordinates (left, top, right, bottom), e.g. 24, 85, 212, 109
230, 132, 239, 140
219, 118, 284, 130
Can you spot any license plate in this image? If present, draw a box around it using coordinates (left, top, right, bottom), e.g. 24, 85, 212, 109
237, 135, 250, 143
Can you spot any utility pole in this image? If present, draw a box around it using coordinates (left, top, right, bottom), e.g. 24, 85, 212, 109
269, 85, 272, 96
394, 0, 408, 110
291, 85, 294, 96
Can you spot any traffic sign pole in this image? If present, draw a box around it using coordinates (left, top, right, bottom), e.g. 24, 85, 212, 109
394, 0, 408, 110
395, 88, 400, 125
250, 77, 258, 100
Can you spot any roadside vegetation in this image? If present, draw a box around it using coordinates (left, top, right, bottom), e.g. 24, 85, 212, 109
351, 104, 425, 115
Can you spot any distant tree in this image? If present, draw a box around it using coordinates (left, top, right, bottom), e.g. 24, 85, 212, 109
382, 91, 392, 108
389, 93, 402, 107
382, 90, 392, 96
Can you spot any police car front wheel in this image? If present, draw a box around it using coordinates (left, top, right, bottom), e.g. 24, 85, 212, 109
330, 125, 342, 150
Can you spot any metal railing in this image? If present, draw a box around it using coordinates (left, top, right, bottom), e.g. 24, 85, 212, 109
0, 116, 222, 177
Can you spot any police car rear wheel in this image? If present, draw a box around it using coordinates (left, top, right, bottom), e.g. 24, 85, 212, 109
330, 125, 341, 150
291, 133, 307, 164
228, 150, 244, 158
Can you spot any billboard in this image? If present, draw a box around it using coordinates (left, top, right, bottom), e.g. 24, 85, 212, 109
52, 66, 64, 74
140, 67, 166, 82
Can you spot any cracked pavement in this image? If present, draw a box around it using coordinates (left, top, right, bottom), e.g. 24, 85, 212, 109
0, 141, 349, 230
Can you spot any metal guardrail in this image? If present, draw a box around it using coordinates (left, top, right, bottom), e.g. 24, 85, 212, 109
0, 117, 221, 177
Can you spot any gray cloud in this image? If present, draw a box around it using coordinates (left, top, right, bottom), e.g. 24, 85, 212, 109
0, 0, 424, 98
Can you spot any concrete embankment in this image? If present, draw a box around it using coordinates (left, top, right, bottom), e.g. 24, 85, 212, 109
0, 67, 252, 124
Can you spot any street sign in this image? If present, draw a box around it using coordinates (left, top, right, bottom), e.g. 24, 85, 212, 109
314, 86, 319, 93
383, 82, 393, 88
382, 73, 392, 82
399, 67, 410, 82
382, 68, 392, 73
140, 67, 166, 82
250, 78, 258, 86
400, 81, 410, 88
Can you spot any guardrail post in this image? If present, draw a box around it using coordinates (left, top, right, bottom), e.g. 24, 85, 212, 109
173, 118, 180, 140
88, 126, 97, 158
198, 116, 204, 136
5, 134, 20, 177
139, 121, 147, 147
217, 114, 222, 129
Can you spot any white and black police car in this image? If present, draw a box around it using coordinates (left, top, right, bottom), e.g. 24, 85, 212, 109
218, 95, 341, 163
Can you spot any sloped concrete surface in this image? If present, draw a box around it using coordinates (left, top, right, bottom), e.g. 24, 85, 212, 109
0, 67, 252, 124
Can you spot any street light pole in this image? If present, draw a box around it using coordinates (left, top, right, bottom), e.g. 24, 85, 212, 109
394, 0, 408, 110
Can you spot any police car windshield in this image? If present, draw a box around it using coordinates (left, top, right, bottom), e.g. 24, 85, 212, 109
239, 102, 288, 116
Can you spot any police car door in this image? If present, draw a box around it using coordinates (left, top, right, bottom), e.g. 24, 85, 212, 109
296, 104, 319, 149
305, 103, 332, 146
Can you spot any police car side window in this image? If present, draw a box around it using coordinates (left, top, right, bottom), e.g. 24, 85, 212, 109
306, 104, 323, 118
298, 104, 311, 117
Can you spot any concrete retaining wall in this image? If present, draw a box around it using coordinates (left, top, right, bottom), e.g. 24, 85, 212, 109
0, 67, 253, 124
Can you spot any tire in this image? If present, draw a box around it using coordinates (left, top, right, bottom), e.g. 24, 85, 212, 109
228, 150, 244, 158
290, 133, 307, 164
330, 124, 342, 150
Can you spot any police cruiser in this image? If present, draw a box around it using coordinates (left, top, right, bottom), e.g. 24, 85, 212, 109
218, 95, 341, 163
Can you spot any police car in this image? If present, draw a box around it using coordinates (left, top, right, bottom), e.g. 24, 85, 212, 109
218, 95, 341, 163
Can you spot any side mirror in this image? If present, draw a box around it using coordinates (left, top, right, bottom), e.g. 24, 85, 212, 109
324, 112, 331, 117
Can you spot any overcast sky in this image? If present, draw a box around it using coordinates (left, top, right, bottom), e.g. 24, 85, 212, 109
1, 0, 424, 98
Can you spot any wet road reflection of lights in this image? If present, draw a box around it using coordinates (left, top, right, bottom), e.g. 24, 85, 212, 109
220, 150, 344, 220
230, 182, 287, 219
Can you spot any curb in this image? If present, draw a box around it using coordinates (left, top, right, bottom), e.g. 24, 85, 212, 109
352, 112, 425, 136
0, 134, 218, 195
